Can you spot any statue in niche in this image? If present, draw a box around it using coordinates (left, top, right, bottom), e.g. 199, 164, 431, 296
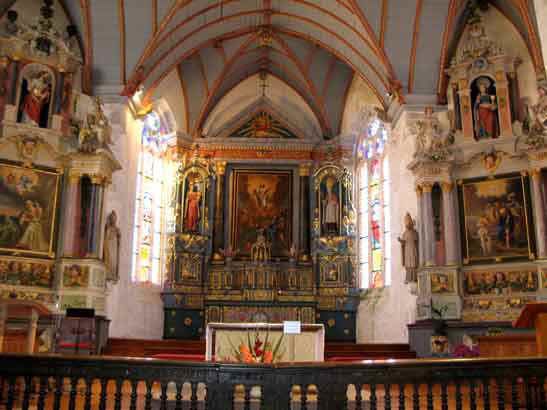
103, 210, 121, 282
398, 213, 419, 283
321, 176, 340, 235
523, 82, 547, 149
473, 76, 499, 140
184, 178, 202, 233
18, 69, 52, 128
78, 97, 112, 153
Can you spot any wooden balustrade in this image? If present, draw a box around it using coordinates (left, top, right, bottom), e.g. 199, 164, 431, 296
0, 353, 546, 409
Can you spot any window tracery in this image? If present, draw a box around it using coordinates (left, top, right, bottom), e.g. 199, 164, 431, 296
131, 111, 176, 284
357, 118, 391, 289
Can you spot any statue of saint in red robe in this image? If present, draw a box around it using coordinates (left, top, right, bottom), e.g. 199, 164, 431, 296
473, 77, 499, 139
184, 185, 202, 232
20, 71, 51, 127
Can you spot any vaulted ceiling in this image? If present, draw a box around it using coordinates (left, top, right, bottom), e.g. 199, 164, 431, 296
2, 0, 544, 137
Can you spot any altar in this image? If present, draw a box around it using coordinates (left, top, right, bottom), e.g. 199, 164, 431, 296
205, 323, 325, 363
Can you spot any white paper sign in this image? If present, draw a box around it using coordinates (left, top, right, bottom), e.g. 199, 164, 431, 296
283, 321, 301, 334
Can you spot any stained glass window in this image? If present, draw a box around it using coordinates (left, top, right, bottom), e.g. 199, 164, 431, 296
131, 111, 176, 284
358, 118, 391, 288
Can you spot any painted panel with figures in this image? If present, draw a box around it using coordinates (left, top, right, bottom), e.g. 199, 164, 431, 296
0, 162, 61, 257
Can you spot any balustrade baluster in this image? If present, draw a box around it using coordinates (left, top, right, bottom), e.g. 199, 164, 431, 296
483, 378, 491, 410
22, 375, 31, 410
37, 376, 47, 410
68, 377, 77, 410
53, 376, 63, 410
99, 379, 108, 410
190, 382, 198, 410
385, 384, 391, 410
5, 377, 15, 410
159, 382, 168, 410
412, 383, 419, 410
470, 379, 477, 410
455, 381, 462, 410
244, 384, 251, 410
354, 383, 362, 410
84, 378, 92, 410
129, 380, 138, 410
511, 378, 519, 410
398, 384, 405, 410
539, 376, 546, 410
370, 383, 377, 410
426, 382, 433, 410
440, 382, 448, 410
496, 378, 505, 410
174, 382, 183, 410
114, 379, 123, 410
144, 381, 152, 410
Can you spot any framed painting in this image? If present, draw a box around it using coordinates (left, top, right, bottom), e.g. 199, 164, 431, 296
459, 174, 534, 263
230, 169, 292, 259
0, 162, 61, 258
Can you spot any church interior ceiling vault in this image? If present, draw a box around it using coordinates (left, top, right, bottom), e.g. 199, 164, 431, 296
8, 0, 540, 138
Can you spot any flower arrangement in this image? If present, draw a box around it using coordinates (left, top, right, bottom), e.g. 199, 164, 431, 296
226, 330, 284, 364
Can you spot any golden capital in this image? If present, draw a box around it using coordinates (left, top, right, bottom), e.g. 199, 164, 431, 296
68, 174, 81, 185
421, 183, 433, 193
530, 168, 542, 180
415, 185, 423, 195
441, 182, 454, 193
215, 161, 227, 175
299, 163, 312, 176
90, 174, 104, 185
520, 170, 529, 177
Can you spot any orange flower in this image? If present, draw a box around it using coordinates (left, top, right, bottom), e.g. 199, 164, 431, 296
263, 350, 273, 363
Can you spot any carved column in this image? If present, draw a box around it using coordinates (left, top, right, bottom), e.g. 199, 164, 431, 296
458, 79, 474, 139
299, 163, 311, 256
422, 183, 436, 266
495, 71, 513, 137
416, 185, 425, 266
0, 304, 6, 353
26, 309, 39, 354
441, 182, 459, 265
62, 174, 81, 256
8, 59, 19, 105
531, 169, 547, 259
87, 175, 105, 257
213, 161, 226, 253
54, 71, 65, 114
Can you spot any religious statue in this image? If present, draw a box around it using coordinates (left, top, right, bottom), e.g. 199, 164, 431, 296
322, 177, 339, 235
77, 97, 112, 153
523, 82, 547, 148
251, 228, 271, 262
18, 70, 52, 128
184, 182, 202, 233
103, 210, 121, 282
398, 213, 419, 283
473, 76, 499, 140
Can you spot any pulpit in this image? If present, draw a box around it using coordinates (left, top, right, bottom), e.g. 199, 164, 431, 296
514, 303, 547, 356
205, 323, 325, 362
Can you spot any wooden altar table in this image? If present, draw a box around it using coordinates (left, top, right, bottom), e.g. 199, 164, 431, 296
205, 322, 325, 362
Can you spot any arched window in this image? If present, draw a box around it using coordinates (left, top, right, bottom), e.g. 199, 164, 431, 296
357, 118, 391, 289
131, 111, 176, 284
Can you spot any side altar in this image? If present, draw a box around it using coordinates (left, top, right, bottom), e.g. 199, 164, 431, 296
161, 141, 360, 342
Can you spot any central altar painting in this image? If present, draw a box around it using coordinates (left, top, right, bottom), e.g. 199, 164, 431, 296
230, 169, 292, 259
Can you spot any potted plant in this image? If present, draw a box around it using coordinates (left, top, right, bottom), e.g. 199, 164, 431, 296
430, 302, 449, 355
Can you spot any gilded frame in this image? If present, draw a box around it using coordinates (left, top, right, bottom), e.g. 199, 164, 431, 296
0, 161, 61, 258
458, 173, 534, 264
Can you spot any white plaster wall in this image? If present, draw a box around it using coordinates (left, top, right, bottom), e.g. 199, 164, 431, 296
103, 105, 163, 340
533, 0, 547, 74
152, 70, 187, 134
356, 118, 418, 343
202, 74, 322, 139
340, 75, 382, 136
